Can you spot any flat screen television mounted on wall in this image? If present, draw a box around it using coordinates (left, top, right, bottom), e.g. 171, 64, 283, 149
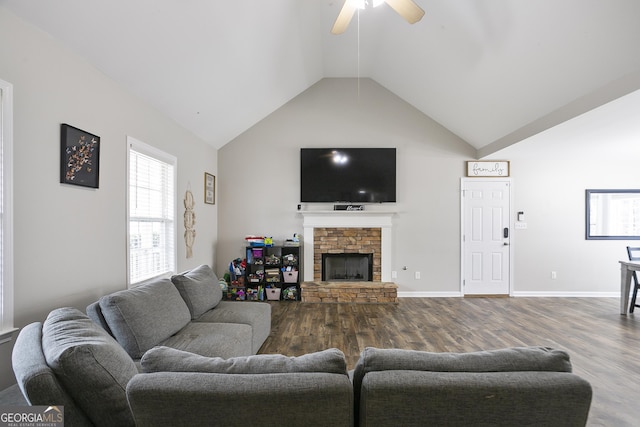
300, 148, 397, 203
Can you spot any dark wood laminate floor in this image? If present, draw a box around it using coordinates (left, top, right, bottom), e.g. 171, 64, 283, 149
259, 297, 639, 427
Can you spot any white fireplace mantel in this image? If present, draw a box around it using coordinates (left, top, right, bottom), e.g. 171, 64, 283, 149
300, 211, 395, 282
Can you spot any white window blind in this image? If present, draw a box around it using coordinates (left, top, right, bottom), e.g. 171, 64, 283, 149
128, 138, 176, 285
0, 79, 14, 339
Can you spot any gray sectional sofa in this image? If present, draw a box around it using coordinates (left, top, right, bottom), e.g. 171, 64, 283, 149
86, 264, 271, 359
11, 263, 593, 426
13, 307, 353, 426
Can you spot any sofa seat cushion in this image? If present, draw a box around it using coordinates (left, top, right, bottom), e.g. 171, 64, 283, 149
98, 278, 192, 358
195, 301, 271, 353
41, 307, 138, 426
141, 346, 348, 375
171, 265, 223, 319
158, 322, 253, 359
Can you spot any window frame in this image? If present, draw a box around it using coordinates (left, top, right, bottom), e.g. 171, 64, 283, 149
0, 78, 15, 341
585, 189, 640, 240
127, 136, 177, 287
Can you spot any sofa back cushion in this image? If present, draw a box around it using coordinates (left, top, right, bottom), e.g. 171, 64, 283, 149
354, 346, 571, 379
85, 301, 113, 336
171, 264, 222, 319
41, 307, 138, 426
99, 279, 191, 358
141, 346, 348, 376
352, 346, 573, 423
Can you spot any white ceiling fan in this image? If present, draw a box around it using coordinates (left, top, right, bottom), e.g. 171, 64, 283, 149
331, 0, 425, 35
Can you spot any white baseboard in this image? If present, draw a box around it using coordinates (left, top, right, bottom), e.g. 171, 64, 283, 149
511, 291, 619, 298
397, 292, 462, 298
398, 291, 619, 298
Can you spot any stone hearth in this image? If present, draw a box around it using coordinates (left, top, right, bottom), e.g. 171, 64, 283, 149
301, 281, 398, 303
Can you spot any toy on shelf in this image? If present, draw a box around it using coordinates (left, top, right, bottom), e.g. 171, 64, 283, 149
284, 233, 301, 247
229, 258, 246, 281
245, 236, 265, 247
283, 286, 298, 300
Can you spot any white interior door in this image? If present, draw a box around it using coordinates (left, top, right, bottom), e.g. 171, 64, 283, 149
462, 179, 511, 295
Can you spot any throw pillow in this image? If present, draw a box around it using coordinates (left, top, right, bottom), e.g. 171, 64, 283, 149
171, 264, 223, 319
42, 307, 138, 427
141, 346, 348, 376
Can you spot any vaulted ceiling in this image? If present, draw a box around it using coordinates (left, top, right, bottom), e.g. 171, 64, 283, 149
3, 0, 640, 155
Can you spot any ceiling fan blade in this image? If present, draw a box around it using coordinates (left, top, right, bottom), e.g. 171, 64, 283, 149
384, 0, 425, 24
331, 0, 358, 35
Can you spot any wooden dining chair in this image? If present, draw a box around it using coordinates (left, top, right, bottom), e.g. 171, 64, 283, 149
626, 247, 640, 313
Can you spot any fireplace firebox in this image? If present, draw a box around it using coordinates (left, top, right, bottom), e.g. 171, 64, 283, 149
322, 253, 373, 282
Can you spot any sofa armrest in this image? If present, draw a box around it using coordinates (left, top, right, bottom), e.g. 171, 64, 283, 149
127, 372, 353, 427
12, 323, 93, 427
358, 370, 592, 427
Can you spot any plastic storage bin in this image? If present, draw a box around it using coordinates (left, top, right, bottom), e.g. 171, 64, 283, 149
283, 271, 298, 283
266, 288, 281, 301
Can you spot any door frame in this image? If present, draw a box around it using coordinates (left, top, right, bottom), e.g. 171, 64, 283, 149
460, 178, 514, 296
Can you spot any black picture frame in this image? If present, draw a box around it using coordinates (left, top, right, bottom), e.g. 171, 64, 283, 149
204, 172, 215, 204
60, 124, 100, 188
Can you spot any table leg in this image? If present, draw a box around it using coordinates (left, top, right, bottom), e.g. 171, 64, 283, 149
621, 265, 632, 315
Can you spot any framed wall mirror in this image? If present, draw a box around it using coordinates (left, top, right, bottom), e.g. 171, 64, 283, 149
586, 189, 640, 240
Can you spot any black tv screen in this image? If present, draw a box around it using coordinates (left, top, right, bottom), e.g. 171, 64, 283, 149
300, 148, 396, 203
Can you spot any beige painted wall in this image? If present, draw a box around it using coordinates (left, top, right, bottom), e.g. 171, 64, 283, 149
218, 77, 640, 300
218, 78, 476, 291
0, 8, 218, 389
496, 88, 640, 294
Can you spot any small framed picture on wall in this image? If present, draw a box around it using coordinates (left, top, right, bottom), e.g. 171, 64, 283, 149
60, 124, 100, 188
204, 172, 215, 204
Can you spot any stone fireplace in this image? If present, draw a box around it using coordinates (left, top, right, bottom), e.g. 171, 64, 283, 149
300, 211, 397, 303
301, 211, 394, 281
315, 227, 380, 282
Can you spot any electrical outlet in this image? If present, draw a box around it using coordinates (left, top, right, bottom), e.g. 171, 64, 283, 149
391, 271, 398, 279
551, 271, 557, 279
415, 271, 421, 280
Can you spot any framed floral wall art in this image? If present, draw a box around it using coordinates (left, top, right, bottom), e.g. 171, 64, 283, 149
60, 123, 100, 188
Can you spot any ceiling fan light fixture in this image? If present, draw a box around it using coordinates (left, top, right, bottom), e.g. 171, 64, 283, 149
331, 0, 424, 34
